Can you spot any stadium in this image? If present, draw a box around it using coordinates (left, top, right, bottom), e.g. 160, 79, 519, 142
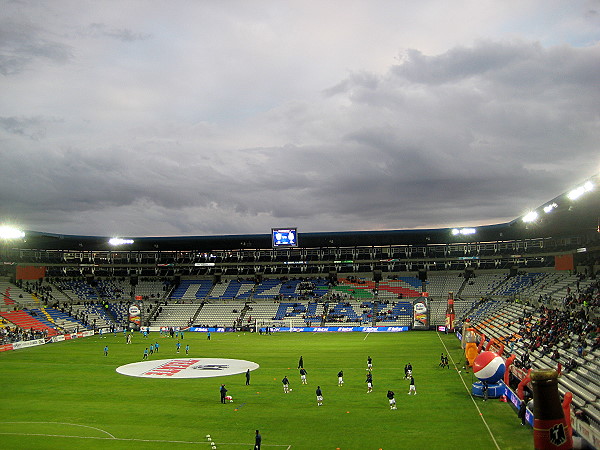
0, 174, 599, 449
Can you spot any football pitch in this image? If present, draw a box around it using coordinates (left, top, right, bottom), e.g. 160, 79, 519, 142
0, 331, 532, 449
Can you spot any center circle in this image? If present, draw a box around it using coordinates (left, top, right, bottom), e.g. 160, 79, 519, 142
116, 358, 260, 379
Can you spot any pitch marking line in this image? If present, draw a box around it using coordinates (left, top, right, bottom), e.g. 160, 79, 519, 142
0, 422, 292, 447
363, 332, 370, 340
0, 432, 292, 447
0, 421, 116, 438
437, 333, 502, 450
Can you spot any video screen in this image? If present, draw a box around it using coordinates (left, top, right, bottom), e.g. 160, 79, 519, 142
271, 228, 298, 248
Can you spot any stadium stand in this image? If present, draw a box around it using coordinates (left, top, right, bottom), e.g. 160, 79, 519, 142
190, 302, 247, 328
0, 310, 58, 336
460, 274, 600, 432
0, 281, 39, 307
150, 304, 201, 327
170, 279, 213, 301
29, 306, 85, 333
69, 304, 114, 330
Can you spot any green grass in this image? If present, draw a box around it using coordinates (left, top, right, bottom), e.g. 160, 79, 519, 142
0, 331, 532, 449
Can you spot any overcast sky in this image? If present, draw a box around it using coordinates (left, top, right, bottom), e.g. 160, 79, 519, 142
1, 0, 599, 238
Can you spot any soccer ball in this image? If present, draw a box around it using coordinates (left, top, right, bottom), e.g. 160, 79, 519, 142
290, 389, 293, 391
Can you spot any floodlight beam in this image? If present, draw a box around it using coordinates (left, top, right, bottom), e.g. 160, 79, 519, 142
109, 238, 134, 246
522, 211, 538, 223
0, 225, 25, 240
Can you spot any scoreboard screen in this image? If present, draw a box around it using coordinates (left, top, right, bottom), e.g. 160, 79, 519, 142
271, 228, 298, 248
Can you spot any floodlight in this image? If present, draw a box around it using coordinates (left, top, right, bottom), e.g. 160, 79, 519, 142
451, 228, 477, 236
0, 225, 25, 240
568, 187, 584, 200
108, 238, 134, 246
522, 211, 538, 223
543, 203, 558, 214
568, 181, 594, 200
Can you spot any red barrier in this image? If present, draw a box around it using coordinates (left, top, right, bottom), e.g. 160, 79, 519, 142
504, 354, 516, 385
485, 337, 505, 356
517, 368, 531, 401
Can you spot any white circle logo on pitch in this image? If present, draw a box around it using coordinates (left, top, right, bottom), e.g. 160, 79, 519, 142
116, 358, 259, 379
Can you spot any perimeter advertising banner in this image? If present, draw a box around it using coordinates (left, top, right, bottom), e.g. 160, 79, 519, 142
0, 338, 46, 352
129, 304, 141, 330
412, 300, 429, 330
188, 326, 409, 333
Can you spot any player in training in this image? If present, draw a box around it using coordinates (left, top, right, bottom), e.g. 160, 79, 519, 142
366, 371, 373, 393
408, 375, 416, 395
367, 356, 373, 371
299, 367, 308, 384
282, 375, 291, 393
387, 390, 397, 410
316, 386, 323, 406
338, 370, 344, 386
